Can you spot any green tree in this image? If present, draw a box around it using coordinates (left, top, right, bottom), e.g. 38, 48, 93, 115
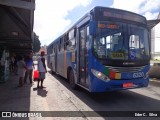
33, 33, 41, 53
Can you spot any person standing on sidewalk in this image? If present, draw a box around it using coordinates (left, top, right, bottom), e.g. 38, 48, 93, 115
24, 52, 34, 84
17, 55, 28, 87
37, 51, 47, 88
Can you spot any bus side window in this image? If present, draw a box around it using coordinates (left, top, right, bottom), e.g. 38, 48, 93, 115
73, 28, 76, 46
66, 40, 69, 51
71, 39, 76, 49
59, 38, 61, 52
53, 46, 56, 53
65, 33, 70, 51
69, 28, 76, 50
61, 37, 64, 52
50, 45, 53, 54
64, 34, 67, 50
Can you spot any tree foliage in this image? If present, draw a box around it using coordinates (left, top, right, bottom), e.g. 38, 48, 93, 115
33, 33, 41, 53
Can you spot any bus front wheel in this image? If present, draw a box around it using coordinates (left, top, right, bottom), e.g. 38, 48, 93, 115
69, 69, 77, 89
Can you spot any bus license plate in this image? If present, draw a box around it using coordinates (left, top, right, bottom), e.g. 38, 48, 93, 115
123, 83, 134, 88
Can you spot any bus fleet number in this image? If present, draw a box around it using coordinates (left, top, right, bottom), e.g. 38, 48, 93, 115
133, 72, 144, 78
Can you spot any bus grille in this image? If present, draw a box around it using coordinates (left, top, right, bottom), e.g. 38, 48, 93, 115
106, 66, 146, 73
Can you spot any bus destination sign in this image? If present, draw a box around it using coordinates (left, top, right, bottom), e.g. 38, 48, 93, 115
103, 11, 146, 24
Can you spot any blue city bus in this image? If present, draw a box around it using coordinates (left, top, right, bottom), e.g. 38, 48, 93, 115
47, 7, 150, 92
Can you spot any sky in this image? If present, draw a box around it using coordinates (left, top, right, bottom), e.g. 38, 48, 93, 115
33, 0, 160, 46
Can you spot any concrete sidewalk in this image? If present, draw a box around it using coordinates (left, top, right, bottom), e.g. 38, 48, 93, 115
0, 71, 86, 120
0, 72, 48, 120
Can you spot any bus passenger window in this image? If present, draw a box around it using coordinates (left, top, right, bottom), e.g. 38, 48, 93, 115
59, 39, 61, 52
65, 28, 76, 50
71, 38, 76, 46
53, 48, 55, 53
65, 40, 69, 50
64, 35, 67, 50
69, 29, 74, 40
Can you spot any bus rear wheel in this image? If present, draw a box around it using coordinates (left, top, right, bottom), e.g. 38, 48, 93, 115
69, 69, 77, 89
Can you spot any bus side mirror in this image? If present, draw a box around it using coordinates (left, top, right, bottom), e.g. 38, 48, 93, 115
89, 21, 96, 35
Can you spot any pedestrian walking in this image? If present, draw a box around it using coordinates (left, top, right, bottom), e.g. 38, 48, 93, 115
17, 55, 28, 87
37, 51, 47, 88
24, 52, 34, 84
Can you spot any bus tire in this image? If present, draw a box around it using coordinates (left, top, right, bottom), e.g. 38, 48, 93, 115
69, 69, 77, 89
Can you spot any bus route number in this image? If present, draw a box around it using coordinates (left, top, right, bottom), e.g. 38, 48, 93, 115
133, 72, 144, 78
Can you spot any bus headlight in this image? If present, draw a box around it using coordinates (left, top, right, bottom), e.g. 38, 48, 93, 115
91, 69, 110, 81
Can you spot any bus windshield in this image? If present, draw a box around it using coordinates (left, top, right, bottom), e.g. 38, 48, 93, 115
93, 21, 149, 61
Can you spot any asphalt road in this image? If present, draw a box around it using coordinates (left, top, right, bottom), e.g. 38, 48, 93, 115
46, 71, 160, 120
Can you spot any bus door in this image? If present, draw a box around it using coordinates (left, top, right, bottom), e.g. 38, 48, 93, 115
79, 26, 89, 87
